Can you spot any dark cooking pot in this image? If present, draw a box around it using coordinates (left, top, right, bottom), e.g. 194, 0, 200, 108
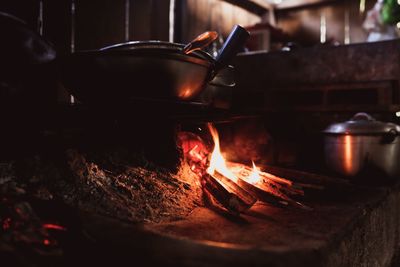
59, 25, 249, 104
0, 12, 57, 107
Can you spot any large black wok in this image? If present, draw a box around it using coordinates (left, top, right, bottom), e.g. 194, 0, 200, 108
59, 25, 249, 104
0, 12, 56, 107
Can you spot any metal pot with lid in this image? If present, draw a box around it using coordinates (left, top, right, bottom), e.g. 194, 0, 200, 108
58, 25, 249, 105
323, 112, 400, 178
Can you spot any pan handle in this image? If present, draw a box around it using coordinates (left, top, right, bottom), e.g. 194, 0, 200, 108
215, 25, 250, 69
209, 65, 235, 87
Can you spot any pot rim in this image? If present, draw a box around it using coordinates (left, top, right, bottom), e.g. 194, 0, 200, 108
101, 40, 214, 64
70, 41, 215, 70
323, 132, 398, 136
72, 49, 213, 69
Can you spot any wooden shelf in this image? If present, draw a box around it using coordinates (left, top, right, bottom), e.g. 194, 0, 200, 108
221, 0, 270, 15
221, 0, 340, 15
275, 0, 338, 10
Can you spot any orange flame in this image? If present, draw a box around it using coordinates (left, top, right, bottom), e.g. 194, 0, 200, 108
247, 161, 262, 185
206, 123, 238, 182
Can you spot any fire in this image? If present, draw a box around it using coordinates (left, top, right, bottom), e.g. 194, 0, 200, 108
247, 161, 262, 185
178, 123, 309, 213
206, 123, 262, 185
206, 123, 238, 183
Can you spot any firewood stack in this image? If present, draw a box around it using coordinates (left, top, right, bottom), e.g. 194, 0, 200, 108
178, 124, 351, 215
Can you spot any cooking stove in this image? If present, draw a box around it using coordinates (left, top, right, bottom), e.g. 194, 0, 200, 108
1, 98, 398, 267
3, 40, 400, 267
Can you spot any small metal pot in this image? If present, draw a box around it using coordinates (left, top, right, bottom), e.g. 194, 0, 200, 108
323, 113, 400, 178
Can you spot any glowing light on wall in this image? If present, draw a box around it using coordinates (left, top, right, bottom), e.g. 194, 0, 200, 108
359, 0, 366, 14
125, 0, 130, 41
320, 12, 326, 43
344, 8, 350, 44
169, 0, 176, 42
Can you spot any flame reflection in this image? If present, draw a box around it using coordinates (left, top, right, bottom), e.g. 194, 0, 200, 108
178, 86, 193, 99
344, 135, 353, 174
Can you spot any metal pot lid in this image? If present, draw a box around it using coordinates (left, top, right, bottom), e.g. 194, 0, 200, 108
324, 112, 400, 135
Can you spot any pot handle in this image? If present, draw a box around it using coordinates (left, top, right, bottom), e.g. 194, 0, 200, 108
209, 65, 235, 87
215, 25, 250, 69
382, 129, 398, 143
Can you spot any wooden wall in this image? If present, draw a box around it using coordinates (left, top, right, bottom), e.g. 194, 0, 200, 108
0, 0, 39, 28
0, 0, 170, 53
0, 0, 172, 103
1, 1, 380, 52
178, 0, 261, 43
276, 0, 376, 46
0, 0, 260, 51
75, 0, 170, 50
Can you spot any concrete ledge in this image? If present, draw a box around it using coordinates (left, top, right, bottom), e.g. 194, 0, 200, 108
80, 183, 400, 266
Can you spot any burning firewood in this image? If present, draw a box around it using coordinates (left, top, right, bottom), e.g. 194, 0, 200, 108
227, 161, 293, 186
227, 162, 304, 196
178, 132, 258, 213
229, 163, 312, 210
226, 162, 326, 191
236, 177, 288, 207
212, 170, 257, 208
178, 124, 314, 214
202, 173, 255, 214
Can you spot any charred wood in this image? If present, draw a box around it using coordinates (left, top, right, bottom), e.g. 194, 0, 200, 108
202, 173, 254, 214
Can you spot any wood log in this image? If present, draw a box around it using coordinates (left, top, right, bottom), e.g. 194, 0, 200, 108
257, 180, 312, 210
260, 164, 351, 186
227, 162, 293, 186
227, 161, 304, 196
212, 171, 257, 208
202, 173, 254, 214
262, 176, 304, 197
229, 166, 312, 210
293, 182, 325, 191
237, 178, 287, 206
227, 162, 324, 190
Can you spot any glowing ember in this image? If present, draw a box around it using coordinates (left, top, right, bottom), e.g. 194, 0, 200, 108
42, 223, 67, 231
206, 123, 238, 183
2, 217, 11, 230
246, 161, 262, 185
177, 131, 208, 168
188, 145, 204, 162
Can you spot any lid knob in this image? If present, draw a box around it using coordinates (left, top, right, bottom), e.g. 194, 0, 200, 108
351, 112, 375, 122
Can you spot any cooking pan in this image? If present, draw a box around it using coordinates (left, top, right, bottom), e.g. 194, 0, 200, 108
59, 25, 249, 104
0, 12, 57, 107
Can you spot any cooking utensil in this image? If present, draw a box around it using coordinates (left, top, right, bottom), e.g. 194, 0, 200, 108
0, 12, 56, 68
58, 25, 249, 104
323, 112, 400, 178
0, 12, 57, 107
183, 31, 218, 54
